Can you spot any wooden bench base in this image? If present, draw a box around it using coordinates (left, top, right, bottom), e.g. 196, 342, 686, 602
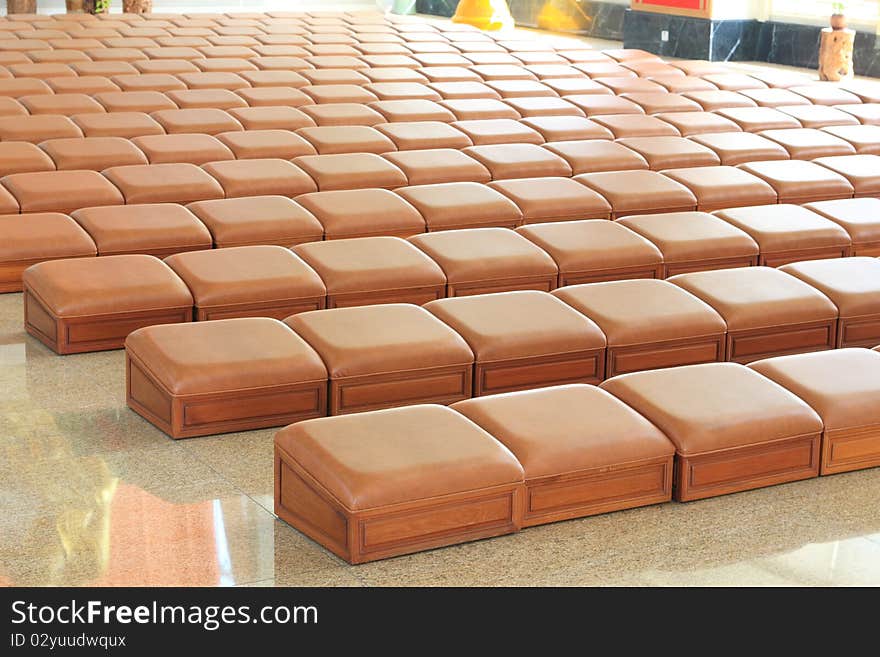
474, 348, 605, 396
822, 425, 880, 475
606, 335, 725, 378
25, 288, 192, 355
559, 264, 662, 287
127, 353, 327, 438
330, 364, 472, 415
197, 296, 325, 321
838, 314, 880, 348
726, 320, 837, 364
447, 274, 556, 297
661, 255, 758, 278
760, 246, 851, 268
674, 433, 821, 501
522, 456, 673, 527
327, 284, 444, 309
275, 450, 523, 564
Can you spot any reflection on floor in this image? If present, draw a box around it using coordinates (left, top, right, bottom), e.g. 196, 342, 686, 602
3, 290, 880, 586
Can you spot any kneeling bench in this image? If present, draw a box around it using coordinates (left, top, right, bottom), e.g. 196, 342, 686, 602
126, 318, 328, 438
600, 362, 822, 501
749, 348, 880, 475
23, 254, 193, 354
285, 304, 474, 415
452, 384, 674, 526
274, 405, 525, 564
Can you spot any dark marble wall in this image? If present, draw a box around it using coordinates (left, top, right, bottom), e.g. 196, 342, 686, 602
622, 9, 711, 59
416, 0, 626, 40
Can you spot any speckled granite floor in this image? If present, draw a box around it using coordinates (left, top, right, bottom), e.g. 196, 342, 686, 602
3, 289, 880, 586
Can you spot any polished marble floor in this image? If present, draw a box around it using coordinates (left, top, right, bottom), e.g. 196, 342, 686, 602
1, 11, 880, 584
3, 286, 880, 586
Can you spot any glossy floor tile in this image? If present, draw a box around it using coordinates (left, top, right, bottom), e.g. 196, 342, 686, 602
3, 287, 880, 587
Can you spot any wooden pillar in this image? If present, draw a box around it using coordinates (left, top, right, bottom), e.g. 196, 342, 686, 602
6, 0, 37, 12
819, 27, 855, 82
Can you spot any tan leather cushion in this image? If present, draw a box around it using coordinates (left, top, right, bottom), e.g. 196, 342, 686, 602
274, 405, 523, 511
420, 67, 483, 83
540, 78, 613, 96
616, 136, 719, 170
298, 69, 370, 86
0, 142, 55, 177
187, 196, 323, 248
226, 107, 315, 132
201, 158, 318, 198
564, 95, 644, 117
236, 85, 312, 106
365, 82, 440, 101
151, 108, 243, 135
653, 111, 741, 137
0, 97, 28, 117
7, 63, 74, 79
618, 211, 758, 264
759, 128, 856, 159
483, 79, 555, 98
502, 96, 584, 118
600, 362, 822, 455
778, 257, 880, 318
94, 91, 178, 113
71, 112, 165, 139
823, 124, 880, 154
165, 88, 249, 110
749, 348, 880, 430
375, 120, 472, 150
620, 92, 701, 115
285, 304, 473, 377
298, 102, 385, 127
301, 83, 378, 104
789, 84, 861, 106
0, 212, 96, 263
24, 254, 192, 316
469, 64, 538, 81
543, 140, 648, 175
804, 198, 880, 246
738, 160, 855, 201
396, 182, 522, 230
452, 384, 674, 479
516, 220, 662, 273
590, 114, 680, 138
409, 227, 557, 285
103, 163, 225, 205
681, 90, 757, 111
553, 279, 725, 346
39, 136, 147, 171
714, 107, 802, 132
438, 98, 520, 120
641, 76, 718, 94
488, 177, 612, 222
125, 317, 327, 395
19, 93, 106, 116
689, 132, 789, 165
462, 143, 571, 179
668, 266, 839, 331
3, 170, 122, 214
296, 188, 425, 239
293, 153, 407, 190
368, 99, 454, 122
813, 154, 880, 196
0, 78, 53, 97
595, 77, 665, 95
451, 118, 543, 145
519, 116, 613, 142
0, 115, 82, 143
215, 129, 317, 160
425, 290, 604, 362
293, 236, 445, 294
297, 125, 395, 155
130, 133, 234, 165
701, 73, 766, 91
71, 203, 211, 256
176, 71, 249, 90
575, 170, 696, 215
660, 166, 777, 210
165, 245, 325, 307
776, 105, 859, 129
112, 74, 187, 93
737, 88, 811, 107
713, 204, 852, 253
383, 148, 491, 185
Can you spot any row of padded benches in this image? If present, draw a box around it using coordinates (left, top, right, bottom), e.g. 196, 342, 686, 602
3, 160, 879, 292
273, 349, 880, 563
19, 201, 880, 352
116, 254, 877, 437
1, 124, 879, 173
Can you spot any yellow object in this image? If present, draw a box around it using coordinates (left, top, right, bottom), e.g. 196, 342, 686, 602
452, 0, 515, 31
